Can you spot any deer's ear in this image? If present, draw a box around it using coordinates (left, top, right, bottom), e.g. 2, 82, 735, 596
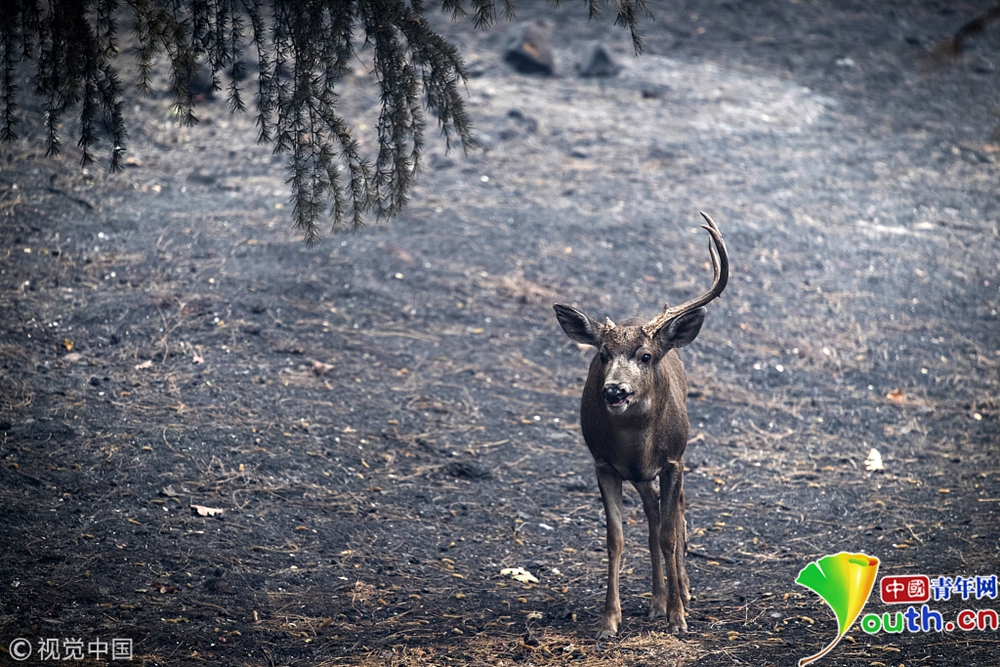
554, 304, 603, 347
654, 308, 706, 350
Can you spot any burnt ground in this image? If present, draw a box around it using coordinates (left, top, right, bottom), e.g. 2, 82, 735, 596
1, 1, 999, 666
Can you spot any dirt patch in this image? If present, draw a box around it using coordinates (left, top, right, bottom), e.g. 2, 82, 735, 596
1, 1, 999, 666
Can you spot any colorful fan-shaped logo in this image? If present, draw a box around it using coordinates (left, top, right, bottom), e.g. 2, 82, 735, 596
795, 552, 880, 666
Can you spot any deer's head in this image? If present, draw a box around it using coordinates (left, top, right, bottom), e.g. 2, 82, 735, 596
554, 213, 728, 415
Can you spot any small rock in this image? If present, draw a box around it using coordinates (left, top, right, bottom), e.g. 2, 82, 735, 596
204, 577, 233, 594
429, 153, 455, 170
471, 132, 495, 151
507, 109, 538, 134
641, 84, 670, 99
187, 61, 216, 101
187, 168, 218, 185
464, 54, 487, 78
649, 144, 678, 160
89, 376, 101, 386
504, 24, 555, 76
579, 44, 620, 78
972, 57, 996, 74
445, 461, 492, 480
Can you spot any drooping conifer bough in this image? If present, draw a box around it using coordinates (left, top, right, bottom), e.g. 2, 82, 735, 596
0, 0, 646, 242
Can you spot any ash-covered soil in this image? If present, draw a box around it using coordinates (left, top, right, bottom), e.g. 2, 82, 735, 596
1, 1, 999, 666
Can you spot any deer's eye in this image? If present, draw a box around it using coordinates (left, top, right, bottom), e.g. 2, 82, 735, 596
640, 353, 651, 364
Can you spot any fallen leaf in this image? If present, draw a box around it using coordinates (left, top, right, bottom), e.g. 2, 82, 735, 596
191, 504, 224, 517
63, 339, 74, 351
152, 581, 177, 594
886, 388, 905, 403
312, 360, 334, 375
501, 567, 539, 584
864, 448, 884, 472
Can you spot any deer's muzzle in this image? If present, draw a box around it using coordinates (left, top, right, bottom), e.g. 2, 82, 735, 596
602, 384, 631, 407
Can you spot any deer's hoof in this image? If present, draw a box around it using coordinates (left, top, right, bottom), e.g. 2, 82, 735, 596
596, 616, 619, 639
648, 599, 668, 619
667, 613, 688, 634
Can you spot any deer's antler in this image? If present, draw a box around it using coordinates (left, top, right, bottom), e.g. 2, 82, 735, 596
643, 212, 729, 338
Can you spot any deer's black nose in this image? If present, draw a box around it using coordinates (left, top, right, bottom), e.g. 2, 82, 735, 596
602, 384, 629, 405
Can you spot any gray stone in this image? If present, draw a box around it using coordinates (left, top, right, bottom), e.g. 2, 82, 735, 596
579, 44, 620, 78
504, 24, 555, 76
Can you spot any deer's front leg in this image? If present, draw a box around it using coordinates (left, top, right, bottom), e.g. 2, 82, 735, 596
595, 463, 625, 639
658, 461, 687, 633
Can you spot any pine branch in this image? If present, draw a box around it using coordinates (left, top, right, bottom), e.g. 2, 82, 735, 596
0, 0, 647, 240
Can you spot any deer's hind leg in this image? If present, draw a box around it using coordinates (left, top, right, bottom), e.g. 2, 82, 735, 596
675, 484, 690, 606
633, 480, 668, 620
658, 461, 687, 633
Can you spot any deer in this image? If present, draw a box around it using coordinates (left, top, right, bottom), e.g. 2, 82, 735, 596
553, 212, 728, 638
